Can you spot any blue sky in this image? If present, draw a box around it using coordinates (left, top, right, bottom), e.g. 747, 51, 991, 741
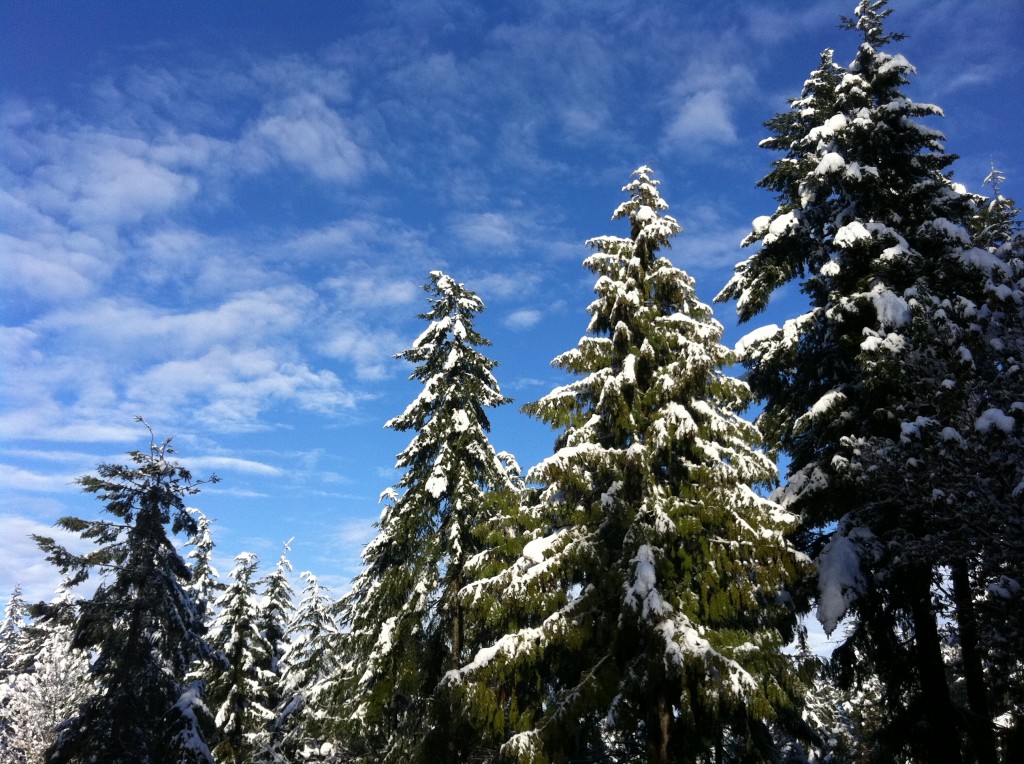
2, 0, 1022, 647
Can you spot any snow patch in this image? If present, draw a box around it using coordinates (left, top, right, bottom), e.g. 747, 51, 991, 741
817, 531, 869, 635
734, 324, 779, 358
868, 285, 910, 327
763, 211, 798, 244
751, 215, 772, 236
813, 152, 845, 175
425, 472, 448, 498
975, 408, 1015, 435
834, 221, 871, 248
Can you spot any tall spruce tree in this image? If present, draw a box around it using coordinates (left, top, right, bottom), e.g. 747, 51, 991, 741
0, 584, 32, 763
0, 585, 28, 676
32, 421, 216, 764
959, 171, 1024, 758
257, 539, 295, 757
338, 271, 520, 762
715, 2, 1020, 760
185, 508, 222, 627
453, 167, 805, 763
264, 571, 343, 763
205, 552, 275, 764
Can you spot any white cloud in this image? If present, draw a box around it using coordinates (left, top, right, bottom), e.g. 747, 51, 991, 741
251, 56, 353, 103
0, 464, 78, 493
675, 224, 753, 274
324, 515, 378, 588
465, 269, 541, 300
250, 93, 367, 183
182, 456, 284, 477
0, 404, 144, 442
320, 326, 404, 381
322, 274, 421, 309
33, 286, 317, 360
933, 63, 997, 95
0, 233, 103, 302
663, 90, 739, 147
29, 131, 201, 228
125, 346, 356, 429
0, 514, 95, 605
505, 308, 542, 329
661, 55, 756, 152
451, 211, 519, 251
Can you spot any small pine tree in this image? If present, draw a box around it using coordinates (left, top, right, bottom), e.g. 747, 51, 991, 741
0, 584, 32, 763
455, 167, 806, 763
185, 508, 222, 626
205, 552, 275, 764
264, 571, 344, 763
338, 271, 521, 762
0, 585, 93, 764
257, 539, 295, 756
33, 420, 216, 764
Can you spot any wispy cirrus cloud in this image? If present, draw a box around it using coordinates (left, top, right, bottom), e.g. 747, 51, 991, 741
182, 455, 284, 476
0, 465, 79, 493
319, 326, 405, 382
248, 93, 369, 183
0, 514, 95, 604
451, 211, 520, 251
662, 59, 756, 152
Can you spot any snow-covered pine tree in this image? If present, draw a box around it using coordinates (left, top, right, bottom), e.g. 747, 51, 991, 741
32, 421, 216, 764
257, 539, 295, 756
959, 171, 1024, 758
715, 2, 1018, 760
205, 552, 275, 764
0, 584, 93, 764
452, 167, 806, 763
263, 571, 344, 763
845, 172, 1024, 762
0, 584, 31, 762
185, 508, 222, 627
338, 270, 521, 763
0, 585, 28, 673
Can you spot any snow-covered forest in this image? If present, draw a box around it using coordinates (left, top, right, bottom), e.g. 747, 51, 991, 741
2, 2, 1022, 762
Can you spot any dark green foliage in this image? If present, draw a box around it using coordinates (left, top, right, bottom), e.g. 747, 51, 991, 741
717, 1, 1023, 760
205, 552, 275, 764
264, 571, 344, 762
32, 420, 216, 764
338, 271, 522, 763
454, 167, 807, 763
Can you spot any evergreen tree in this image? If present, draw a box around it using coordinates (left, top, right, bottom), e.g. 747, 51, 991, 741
1, 585, 93, 764
264, 571, 344, 763
185, 508, 222, 627
257, 539, 295, 756
0, 584, 32, 763
338, 270, 520, 762
32, 421, 216, 764
205, 552, 275, 764
715, 2, 1020, 760
0, 585, 29, 674
454, 167, 805, 763
960, 171, 1024, 758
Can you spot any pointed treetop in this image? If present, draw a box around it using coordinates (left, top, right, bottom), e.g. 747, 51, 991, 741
840, 0, 905, 48
607, 166, 682, 258
984, 163, 1006, 195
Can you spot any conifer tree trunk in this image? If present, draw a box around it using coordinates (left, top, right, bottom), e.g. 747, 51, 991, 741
951, 560, 998, 764
907, 568, 963, 764
645, 686, 670, 764
451, 599, 462, 672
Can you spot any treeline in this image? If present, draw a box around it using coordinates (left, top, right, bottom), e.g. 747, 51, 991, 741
2, 2, 1022, 762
